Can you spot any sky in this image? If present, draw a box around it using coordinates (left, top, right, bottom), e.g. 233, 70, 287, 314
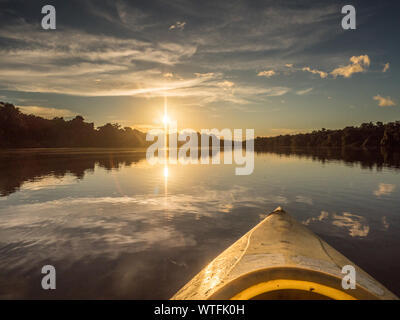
0, 0, 399, 136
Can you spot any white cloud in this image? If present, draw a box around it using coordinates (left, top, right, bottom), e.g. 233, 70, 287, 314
301, 66, 328, 78
331, 55, 370, 78
298, 55, 371, 80
382, 63, 390, 73
295, 195, 313, 205
0, 184, 271, 270
374, 183, 396, 197
169, 21, 186, 30
217, 80, 235, 88
0, 23, 291, 105
0, 7, 351, 106
0, 23, 199, 97
296, 88, 313, 95
303, 210, 329, 225
0, 26, 196, 66
257, 70, 276, 78
190, 5, 338, 60
17, 106, 76, 118
373, 95, 396, 107
21, 175, 77, 191
267, 128, 310, 136
331, 212, 369, 237
194, 72, 215, 78
175, 83, 289, 105
303, 211, 369, 237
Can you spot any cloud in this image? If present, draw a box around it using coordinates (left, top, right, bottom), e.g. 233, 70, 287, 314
296, 88, 313, 95
374, 183, 396, 197
194, 72, 215, 78
382, 63, 390, 73
331, 55, 370, 78
267, 128, 310, 136
177, 83, 289, 105
295, 195, 313, 205
0, 25, 196, 66
303, 211, 369, 237
169, 21, 186, 30
0, 22, 291, 105
188, 4, 338, 60
217, 80, 235, 88
331, 212, 370, 237
0, 23, 199, 97
300, 55, 371, 80
301, 67, 328, 78
303, 211, 329, 225
21, 175, 77, 191
0, 3, 349, 110
373, 95, 396, 107
17, 106, 76, 119
257, 70, 276, 78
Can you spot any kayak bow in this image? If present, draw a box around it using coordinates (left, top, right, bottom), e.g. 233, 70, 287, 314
172, 207, 398, 300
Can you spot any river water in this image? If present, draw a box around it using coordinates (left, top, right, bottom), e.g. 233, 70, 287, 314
0, 148, 399, 298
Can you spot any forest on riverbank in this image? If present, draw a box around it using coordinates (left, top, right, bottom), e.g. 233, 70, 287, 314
2, 101, 400, 149
0, 102, 148, 148
254, 121, 400, 150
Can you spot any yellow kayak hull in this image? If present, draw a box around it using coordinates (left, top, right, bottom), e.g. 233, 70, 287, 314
172, 207, 398, 300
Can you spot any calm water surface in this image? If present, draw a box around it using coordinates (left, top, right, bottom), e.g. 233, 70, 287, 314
0, 148, 399, 298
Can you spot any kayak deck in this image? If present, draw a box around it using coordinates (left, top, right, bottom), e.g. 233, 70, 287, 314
172, 207, 398, 300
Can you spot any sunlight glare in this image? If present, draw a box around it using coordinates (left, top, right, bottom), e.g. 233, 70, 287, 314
163, 115, 170, 125
163, 166, 169, 178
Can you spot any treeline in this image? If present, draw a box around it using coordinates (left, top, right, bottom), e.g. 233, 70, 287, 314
3, 101, 400, 150
0, 101, 222, 148
255, 121, 400, 150
0, 102, 148, 148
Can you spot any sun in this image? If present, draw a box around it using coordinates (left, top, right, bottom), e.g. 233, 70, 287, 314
162, 115, 170, 125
